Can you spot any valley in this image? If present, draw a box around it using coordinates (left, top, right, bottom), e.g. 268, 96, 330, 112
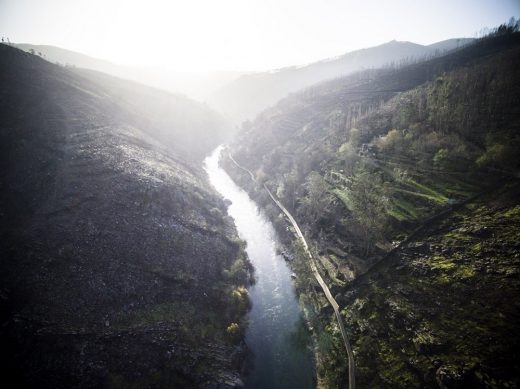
1, 9, 519, 389
205, 147, 314, 389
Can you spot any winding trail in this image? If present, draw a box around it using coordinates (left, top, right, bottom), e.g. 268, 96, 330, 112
227, 152, 356, 389
228, 153, 256, 181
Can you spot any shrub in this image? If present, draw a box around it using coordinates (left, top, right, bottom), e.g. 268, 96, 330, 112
226, 322, 241, 341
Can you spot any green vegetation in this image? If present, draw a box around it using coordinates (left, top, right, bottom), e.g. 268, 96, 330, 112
229, 28, 520, 261
223, 26, 520, 388
345, 165, 389, 253
298, 172, 334, 225
341, 194, 520, 387
388, 196, 419, 221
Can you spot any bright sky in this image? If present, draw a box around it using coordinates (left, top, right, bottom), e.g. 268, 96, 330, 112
1, 0, 518, 72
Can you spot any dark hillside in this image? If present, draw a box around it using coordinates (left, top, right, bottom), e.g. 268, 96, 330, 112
340, 183, 520, 387
0, 44, 251, 388
72, 68, 233, 160
224, 29, 520, 387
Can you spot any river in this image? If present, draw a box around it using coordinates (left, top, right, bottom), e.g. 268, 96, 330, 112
204, 146, 314, 389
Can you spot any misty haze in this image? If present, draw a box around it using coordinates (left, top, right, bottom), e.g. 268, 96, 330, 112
1, 1, 520, 388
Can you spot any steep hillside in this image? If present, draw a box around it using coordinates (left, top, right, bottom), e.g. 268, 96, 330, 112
340, 184, 520, 387
16, 43, 121, 74
71, 68, 232, 160
9, 46, 233, 160
209, 38, 474, 123
15, 43, 243, 101
0, 44, 251, 387
223, 29, 520, 387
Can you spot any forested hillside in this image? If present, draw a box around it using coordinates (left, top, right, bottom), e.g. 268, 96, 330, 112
223, 27, 520, 387
209, 38, 474, 123
0, 44, 251, 388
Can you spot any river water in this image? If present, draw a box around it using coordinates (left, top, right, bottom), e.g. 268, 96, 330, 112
204, 146, 314, 389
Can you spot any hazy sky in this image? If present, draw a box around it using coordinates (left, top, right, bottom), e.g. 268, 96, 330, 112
1, 0, 518, 72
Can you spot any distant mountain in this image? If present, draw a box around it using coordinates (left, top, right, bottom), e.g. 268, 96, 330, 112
208, 38, 475, 123
0, 43, 251, 387
15, 43, 243, 100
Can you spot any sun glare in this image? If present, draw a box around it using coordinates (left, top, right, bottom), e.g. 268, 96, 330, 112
1, 0, 519, 71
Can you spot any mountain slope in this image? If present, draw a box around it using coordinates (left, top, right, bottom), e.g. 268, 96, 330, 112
69, 67, 232, 161
12, 45, 234, 160
0, 44, 251, 387
16, 43, 243, 101
341, 185, 520, 387
223, 29, 520, 387
16, 43, 121, 73
209, 38, 474, 123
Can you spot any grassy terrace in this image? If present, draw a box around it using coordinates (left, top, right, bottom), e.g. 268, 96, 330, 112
335, 184, 520, 387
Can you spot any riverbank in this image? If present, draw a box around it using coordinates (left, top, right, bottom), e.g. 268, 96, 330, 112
221, 144, 520, 387
221, 149, 355, 388
205, 147, 315, 389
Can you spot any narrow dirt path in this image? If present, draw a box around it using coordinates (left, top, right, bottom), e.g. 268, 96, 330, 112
227, 152, 356, 389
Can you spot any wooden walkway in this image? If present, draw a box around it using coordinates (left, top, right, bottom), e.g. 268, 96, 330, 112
227, 152, 356, 389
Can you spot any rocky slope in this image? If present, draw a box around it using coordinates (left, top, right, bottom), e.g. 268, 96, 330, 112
0, 44, 251, 388
223, 27, 520, 387
338, 183, 520, 387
